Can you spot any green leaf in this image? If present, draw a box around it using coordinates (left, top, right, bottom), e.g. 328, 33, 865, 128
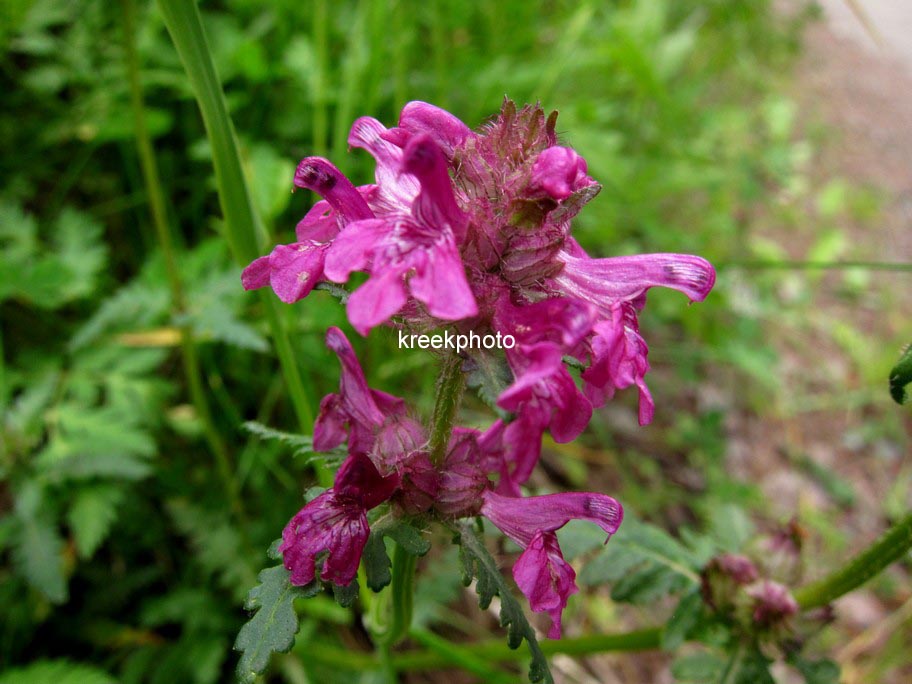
889, 343, 912, 404
332, 580, 359, 608
243, 421, 346, 466
234, 565, 318, 684
662, 588, 703, 651
67, 485, 124, 559
0, 660, 116, 684
671, 651, 725, 682
579, 514, 700, 604
12, 485, 68, 604
707, 504, 753, 553
787, 654, 841, 684
456, 522, 553, 684
363, 532, 392, 592
723, 645, 774, 684
463, 348, 513, 413
382, 520, 431, 557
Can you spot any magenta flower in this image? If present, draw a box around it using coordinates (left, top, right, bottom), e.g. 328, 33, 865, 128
323, 134, 477, 334
279, 452, 399, 586
481, 489, 623, 637
242, 158, 373, 303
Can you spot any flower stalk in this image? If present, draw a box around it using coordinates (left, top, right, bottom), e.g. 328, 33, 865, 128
794, 509, 912, 610
156, 0, 318, 437
122, 0, 244, 521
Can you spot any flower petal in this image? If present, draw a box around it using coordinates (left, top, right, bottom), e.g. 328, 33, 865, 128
397, 101, 472, 158
513, 531, 579, 639
481, 489, 623, 548
278, 490, 369, 587
555, 252, 716, 305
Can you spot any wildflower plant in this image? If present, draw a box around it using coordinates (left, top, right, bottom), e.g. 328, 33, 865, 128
235, 100, 718, 682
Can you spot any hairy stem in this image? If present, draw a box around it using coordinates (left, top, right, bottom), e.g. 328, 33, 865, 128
795, 510, 912, 610
122, 0, 244, 521
428, 354, 465, 467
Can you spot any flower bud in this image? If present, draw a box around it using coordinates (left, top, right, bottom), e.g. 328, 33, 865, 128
745, 580, 798, 628
701, 553, 759, 612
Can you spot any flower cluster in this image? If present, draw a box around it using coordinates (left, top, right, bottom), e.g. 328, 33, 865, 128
246, 100, 715, 638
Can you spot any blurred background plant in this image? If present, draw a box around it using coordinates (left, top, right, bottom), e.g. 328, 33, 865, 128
1, 0, 909, 682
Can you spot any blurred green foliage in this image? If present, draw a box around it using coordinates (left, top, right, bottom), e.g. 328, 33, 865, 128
3, 0, 900, 682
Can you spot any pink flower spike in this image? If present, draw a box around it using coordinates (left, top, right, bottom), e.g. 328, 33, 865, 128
555, 252, 716, 306
513, 531, 579, 639
480, 490, 623, 548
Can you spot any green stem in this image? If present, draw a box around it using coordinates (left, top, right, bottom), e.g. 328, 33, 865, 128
427, 354, 464, 467
302, 627, 662, 672
794, 510, 912, 610
387, 543, 417, 646
122, 0, 245, 521
156, 0, 318, 438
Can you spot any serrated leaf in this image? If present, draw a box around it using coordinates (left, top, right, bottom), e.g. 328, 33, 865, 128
243, 421, 346, 466
663, 589, 703, 650
363, 532, 392, 592
234, 565, 317, 684
67, 485, 124, 559
463, 348, 513, 413
579, 515, 700, 604
889, 343, 912, 404
671, 651, 725, 682
383, 520, 431, 557
457, 522, 553, 684
332, 579, 359, 607
0, 660, 116, 684
12, 487, 68, 604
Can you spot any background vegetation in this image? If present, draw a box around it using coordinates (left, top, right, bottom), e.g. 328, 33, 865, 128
1, 0, 909, 681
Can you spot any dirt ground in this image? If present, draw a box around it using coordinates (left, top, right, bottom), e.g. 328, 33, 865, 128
732, 3, 912, 682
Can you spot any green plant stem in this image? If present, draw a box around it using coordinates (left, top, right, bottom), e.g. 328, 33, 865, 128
122, 0, 244, 522
387, 543, 417, 646
794, 509, 912, 610
427, 354, 464, 467
156, 0, 319, 445
301, 627, 663, 672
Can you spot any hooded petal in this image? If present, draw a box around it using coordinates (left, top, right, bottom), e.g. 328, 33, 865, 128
325, 327, 392, 430
294, 157, 373, 222
555, 252, 716, 306
481, 489, 623, 548
513, 531, 579, 638
396, 101, 473, 158
348, 116, 419, 210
